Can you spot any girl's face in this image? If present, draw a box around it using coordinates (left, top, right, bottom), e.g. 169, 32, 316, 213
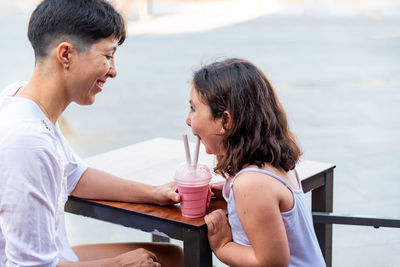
186, 86, 225, 155
67, 36, 118, 105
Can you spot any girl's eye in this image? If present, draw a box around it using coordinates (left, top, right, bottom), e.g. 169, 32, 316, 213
190, 105, 195, 112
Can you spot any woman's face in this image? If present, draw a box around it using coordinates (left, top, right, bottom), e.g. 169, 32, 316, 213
67, 36, 118, 105
186, 86, 225, 155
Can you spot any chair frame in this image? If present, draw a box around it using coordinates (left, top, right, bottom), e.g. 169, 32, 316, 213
312, 212, 400, 266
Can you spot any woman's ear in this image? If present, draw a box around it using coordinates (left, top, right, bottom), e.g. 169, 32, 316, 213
56, 42, 73, 71
220, 110, 232, 134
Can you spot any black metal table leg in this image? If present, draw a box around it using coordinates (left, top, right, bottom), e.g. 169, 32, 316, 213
183, 227, 212, 267
152, 235, 170, 242
312, 169, 334, 267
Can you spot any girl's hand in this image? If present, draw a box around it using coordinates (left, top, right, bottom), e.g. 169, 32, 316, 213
207, 181, 225, 207
204, 209, 232, 253
210, 181, 225, 199
154, 181, 180, 206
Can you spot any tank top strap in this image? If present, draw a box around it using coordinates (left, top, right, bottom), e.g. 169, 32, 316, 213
294, 168, 303, 191
231, 167, 299, 192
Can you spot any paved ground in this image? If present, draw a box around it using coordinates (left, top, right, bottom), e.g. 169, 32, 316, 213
1, 0, 399, 266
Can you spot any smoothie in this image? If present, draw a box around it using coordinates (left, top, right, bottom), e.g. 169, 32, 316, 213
177, 184, 209, 218
174, 162, 212, 218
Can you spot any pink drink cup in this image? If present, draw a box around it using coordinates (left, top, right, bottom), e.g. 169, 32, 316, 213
177, 184, 209, 218
174, 163, 212, 218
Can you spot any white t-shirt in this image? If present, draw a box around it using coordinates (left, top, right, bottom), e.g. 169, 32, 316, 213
0, 82, 88, 267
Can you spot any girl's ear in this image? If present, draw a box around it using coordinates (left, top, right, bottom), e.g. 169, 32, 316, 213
220, 110, 232, 134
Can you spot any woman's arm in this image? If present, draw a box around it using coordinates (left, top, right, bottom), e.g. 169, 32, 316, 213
58, 258, 114, 267
58, 248, 159, 267
71, 167, 179, 205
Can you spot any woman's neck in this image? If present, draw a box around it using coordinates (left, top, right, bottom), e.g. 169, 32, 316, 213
17, 71, 69, 124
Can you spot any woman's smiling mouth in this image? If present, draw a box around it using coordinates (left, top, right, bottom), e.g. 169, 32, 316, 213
96, 80, 105, 88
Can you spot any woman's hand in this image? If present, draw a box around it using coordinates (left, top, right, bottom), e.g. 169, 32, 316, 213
204, 209, 232, 253
114, 248, 160, 267
154, 181, 180, 206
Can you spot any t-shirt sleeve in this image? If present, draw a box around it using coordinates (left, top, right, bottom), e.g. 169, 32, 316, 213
56, 126, 88, 195
65, 150, 88, 195
0, 141, 60, 267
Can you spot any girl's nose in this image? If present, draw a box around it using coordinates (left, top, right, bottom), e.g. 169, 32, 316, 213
186, 114, 191, 127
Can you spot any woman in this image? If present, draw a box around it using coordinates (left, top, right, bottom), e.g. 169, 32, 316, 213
0, 0, 183, 266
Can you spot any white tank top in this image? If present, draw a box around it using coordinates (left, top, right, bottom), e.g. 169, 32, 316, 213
222, 167, 326, 267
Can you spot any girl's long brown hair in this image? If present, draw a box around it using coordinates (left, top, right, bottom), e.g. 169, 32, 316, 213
192, 58, 302, 178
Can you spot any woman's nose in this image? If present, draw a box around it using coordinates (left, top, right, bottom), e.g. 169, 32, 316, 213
108, 61, 117, 78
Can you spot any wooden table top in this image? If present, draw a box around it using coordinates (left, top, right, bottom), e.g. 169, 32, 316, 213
82, 137, 335, 227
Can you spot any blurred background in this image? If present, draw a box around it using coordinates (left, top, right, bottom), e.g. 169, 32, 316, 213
0, 0, 399, 266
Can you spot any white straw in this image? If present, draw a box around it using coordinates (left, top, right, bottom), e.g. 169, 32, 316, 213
182, 134, 191, 165
193, 135, 200, 169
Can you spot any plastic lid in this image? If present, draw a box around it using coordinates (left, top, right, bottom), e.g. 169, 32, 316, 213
174, 162, 212, 186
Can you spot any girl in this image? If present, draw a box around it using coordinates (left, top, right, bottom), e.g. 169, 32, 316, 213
186, 58, 326, 266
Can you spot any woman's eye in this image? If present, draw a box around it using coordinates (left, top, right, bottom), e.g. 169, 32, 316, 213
190, 105, 195, 112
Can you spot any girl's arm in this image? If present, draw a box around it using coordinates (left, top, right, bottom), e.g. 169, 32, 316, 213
205, 209, 259, 266
206, 172, 290, 267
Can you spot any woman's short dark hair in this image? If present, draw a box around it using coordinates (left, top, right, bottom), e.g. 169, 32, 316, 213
192, 58, 302, 178
28, 0, 126, 60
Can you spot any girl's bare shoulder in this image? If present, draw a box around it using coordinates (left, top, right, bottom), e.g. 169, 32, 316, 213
233, 170, 284, 199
